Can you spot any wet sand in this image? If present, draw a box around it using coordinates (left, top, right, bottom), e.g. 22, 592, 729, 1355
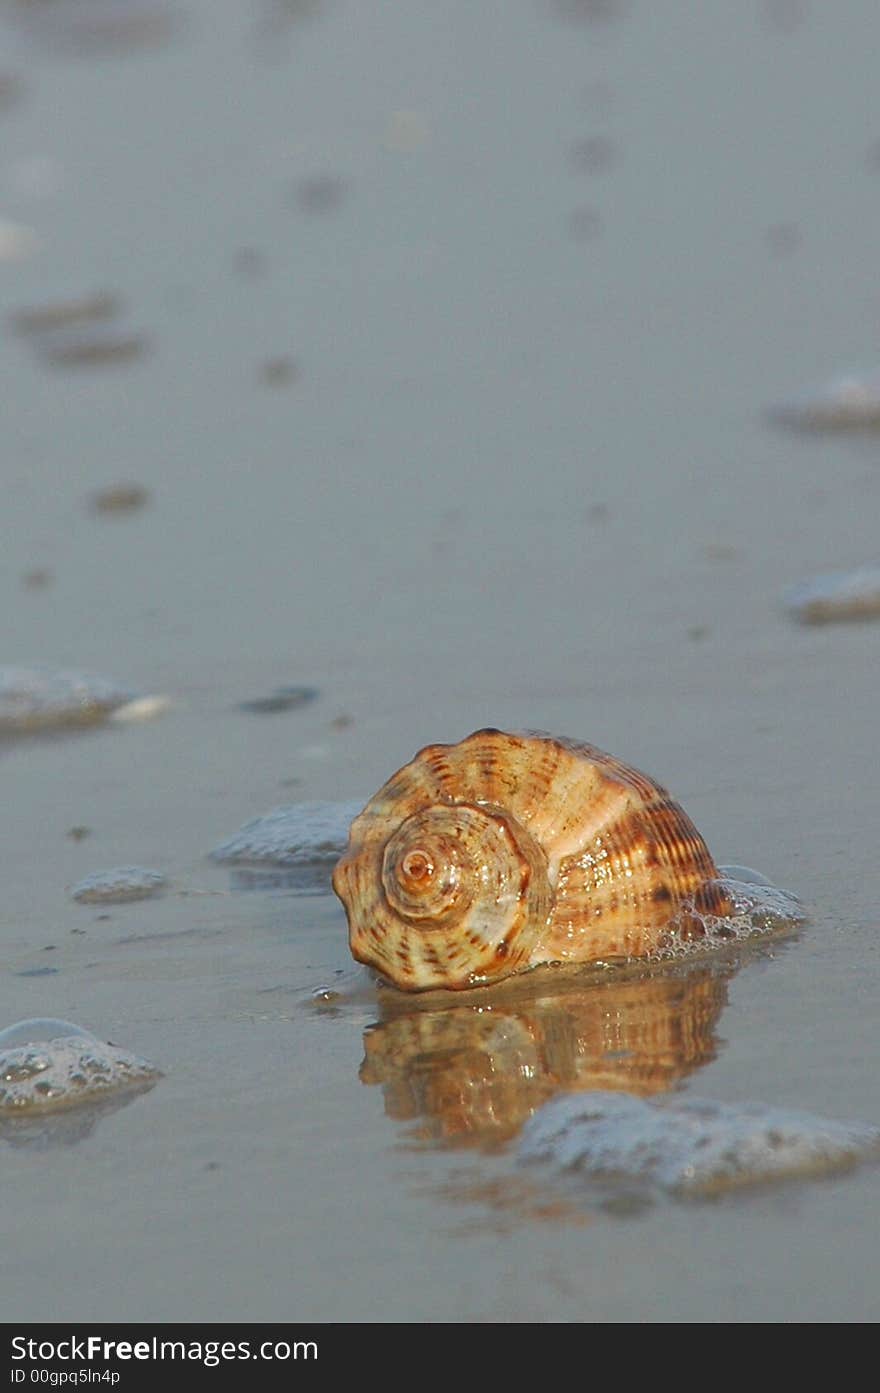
1, 0, 879, 1321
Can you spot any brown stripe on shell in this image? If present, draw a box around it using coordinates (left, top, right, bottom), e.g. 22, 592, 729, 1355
536, 789, 728, 964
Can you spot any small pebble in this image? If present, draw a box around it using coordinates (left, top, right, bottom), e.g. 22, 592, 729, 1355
89, 484, 150, 515
11, 292, 150, 370
238, 685, 319, 715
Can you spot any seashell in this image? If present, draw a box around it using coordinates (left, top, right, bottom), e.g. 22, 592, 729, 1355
333, 729, 734, 991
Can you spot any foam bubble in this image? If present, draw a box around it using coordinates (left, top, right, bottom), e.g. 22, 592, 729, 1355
71, 867, 167, 904
519, 1092, 880, 1200
645, 872, 804, 962
211, 799, 361, 891
783, 564, 880, 625
0, 666, 163, 733
0, 1019, 160, 1114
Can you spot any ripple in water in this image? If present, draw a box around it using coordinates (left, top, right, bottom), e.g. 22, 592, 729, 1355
0, 1019, 161, 1115
518, 1092, 880, 1202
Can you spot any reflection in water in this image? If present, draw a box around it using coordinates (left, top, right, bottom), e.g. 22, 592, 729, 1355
0, 1085, 158, 1150
359, 958, 735, 1151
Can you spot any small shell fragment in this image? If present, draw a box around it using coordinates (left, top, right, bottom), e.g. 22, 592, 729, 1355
518, 1092, 880, 1201
784, 564, 880, 624
71, 867, 167, 904
768, 370, 880, 430
0, 1019, 161, 1115
109, 694, 172, 723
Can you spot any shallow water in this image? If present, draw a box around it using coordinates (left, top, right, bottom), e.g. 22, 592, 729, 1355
2, 0, 880, 1323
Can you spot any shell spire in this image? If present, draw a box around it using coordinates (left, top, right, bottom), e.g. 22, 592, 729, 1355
332, 729, 732, 991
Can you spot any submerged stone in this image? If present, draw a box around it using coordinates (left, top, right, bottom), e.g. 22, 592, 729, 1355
0, 1019, 161, 1115
518, 1091, 880, 1201
71, 867, 167, 904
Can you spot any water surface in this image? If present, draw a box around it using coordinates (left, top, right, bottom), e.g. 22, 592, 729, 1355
1, 0, 879, 1322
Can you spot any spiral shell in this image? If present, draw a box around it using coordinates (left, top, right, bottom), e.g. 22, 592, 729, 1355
332, 729, 732, 991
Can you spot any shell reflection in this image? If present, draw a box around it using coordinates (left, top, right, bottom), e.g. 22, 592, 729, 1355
359, 961, 733, 1150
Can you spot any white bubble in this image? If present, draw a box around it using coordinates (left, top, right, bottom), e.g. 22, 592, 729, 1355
0, 666, 151, 732
71, 867, 167, 904
0, 1020, 161, 1114
519, 1092, 880, 1200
